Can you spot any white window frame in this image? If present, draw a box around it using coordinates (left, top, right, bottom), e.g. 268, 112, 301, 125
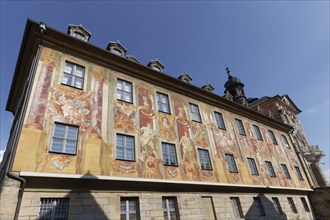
214, 112, 226, 130
50, 123, 78, 155
189, 103, 202, 122
265, 161, 276, 177
162, 197, 180, 220
225, 154, 238, 173
117, 79, 133, 103
268, 130, 278, 145
62, 61, 85, 89
120, 197, 140, 220
116, 134, 135, 161
247, 157, 259, 175
281, 164, 291, 179
157, 92, 171, 114
235, 119, 246, 136
253, 124, 263, 141
271, 197, 283, 215
162, 142, 178, 166
198, 149, 212, 170
281, 135, 290, 148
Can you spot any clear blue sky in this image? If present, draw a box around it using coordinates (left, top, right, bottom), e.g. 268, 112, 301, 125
1, 1, 329, 177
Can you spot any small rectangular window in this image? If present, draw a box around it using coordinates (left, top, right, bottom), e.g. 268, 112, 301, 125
265, 161, 276, 177
51, 123, 78, 155
300, 197, 310, 212
281, 135, 290, 148
281, 164, 291, 179
62, 61, 85, 89
214, 112, 226, 130
189, 103, 202, 122
253, 125, 263, 141
120, 197, 140, 220
294, 166, 304, 180
235, 119, 246, 136
268, 130, 278, 145
253, 197, 266, 217
198, 149, 212, 170
162, 197, 180, 220
225, 154, 238, 173
272, 197, 283, 215
39, 198, 70, 220
247, 158, 259, 175
162, 143, 178, 166
230, 197, 244, 218
287, 197, 298, 213
157, 92, 171, 114
116, 134, 135, 161
117, 79, 133, 103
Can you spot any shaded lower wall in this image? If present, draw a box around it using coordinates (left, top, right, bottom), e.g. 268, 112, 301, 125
309, 187, 330, 220
0, 176, 20, 220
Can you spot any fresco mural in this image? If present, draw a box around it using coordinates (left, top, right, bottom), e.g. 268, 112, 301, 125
12, 48, 310, 190
138, 85, 164, 179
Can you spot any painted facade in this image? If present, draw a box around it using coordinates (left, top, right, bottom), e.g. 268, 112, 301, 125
12, 47, 309, 189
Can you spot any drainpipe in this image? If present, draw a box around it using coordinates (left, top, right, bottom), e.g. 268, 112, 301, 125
5, 22, 46, 220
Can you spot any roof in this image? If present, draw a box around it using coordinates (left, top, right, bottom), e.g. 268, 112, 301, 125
6, 19, 293, 133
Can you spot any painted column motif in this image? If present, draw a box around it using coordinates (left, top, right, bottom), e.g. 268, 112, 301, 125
26, 63, 54, 129
90, 72, 104, 138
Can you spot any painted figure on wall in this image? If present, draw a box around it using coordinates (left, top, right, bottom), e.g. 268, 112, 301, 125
138, 86, 155, 127
113, 101, 137, 133
180, 131, 199, 181
47, 85, 92, 132
158, 115, 177, 141
174, 97, 190, 138
139, 123, 164, 179
191, 122, 209, 148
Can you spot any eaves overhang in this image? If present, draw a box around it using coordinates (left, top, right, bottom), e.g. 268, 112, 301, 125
7, 19, 293, 133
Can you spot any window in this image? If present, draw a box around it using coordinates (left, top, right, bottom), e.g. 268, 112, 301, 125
189, 103, 202, 122
281, 135, 290, 148
214, 112, 226, 130
253, 125, 263, 141
265, 161, 276, 177
162, 143, 178, 166
253, 197, 266, 217
157, 92, 171, 113
281, 164, 291, 179
117, 79, 133, 103
73, 32, 85, 40
300, 197, 310, 212
51, 123, 78, 155
198, 149, 212, 170
272, 197, 283, 215
116, 134, 135, 161
268, 130, 278, 145
235, 119, 246, 135
225, 154, 238, 173
162, 197, 180, 220
39, 198, 69, 220
62, 61, 85, 89
287, 197, 298, 213
120, 197, 140, 220
230, 197, 244, 218
294, 166, 304, 180
247, 158, 259, 175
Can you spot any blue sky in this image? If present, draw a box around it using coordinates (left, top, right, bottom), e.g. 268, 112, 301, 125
1, 1, 329, 177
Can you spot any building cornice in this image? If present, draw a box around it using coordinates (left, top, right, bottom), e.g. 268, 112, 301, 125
7, 19, 293, 133
20, 171, 312, 194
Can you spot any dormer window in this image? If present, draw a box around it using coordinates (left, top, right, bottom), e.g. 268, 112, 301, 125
106, 41, 127, 57
201, 83, 214, 92
147, 60, 164, 72
67, 24, 91, 42
178, 72, 192, 83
